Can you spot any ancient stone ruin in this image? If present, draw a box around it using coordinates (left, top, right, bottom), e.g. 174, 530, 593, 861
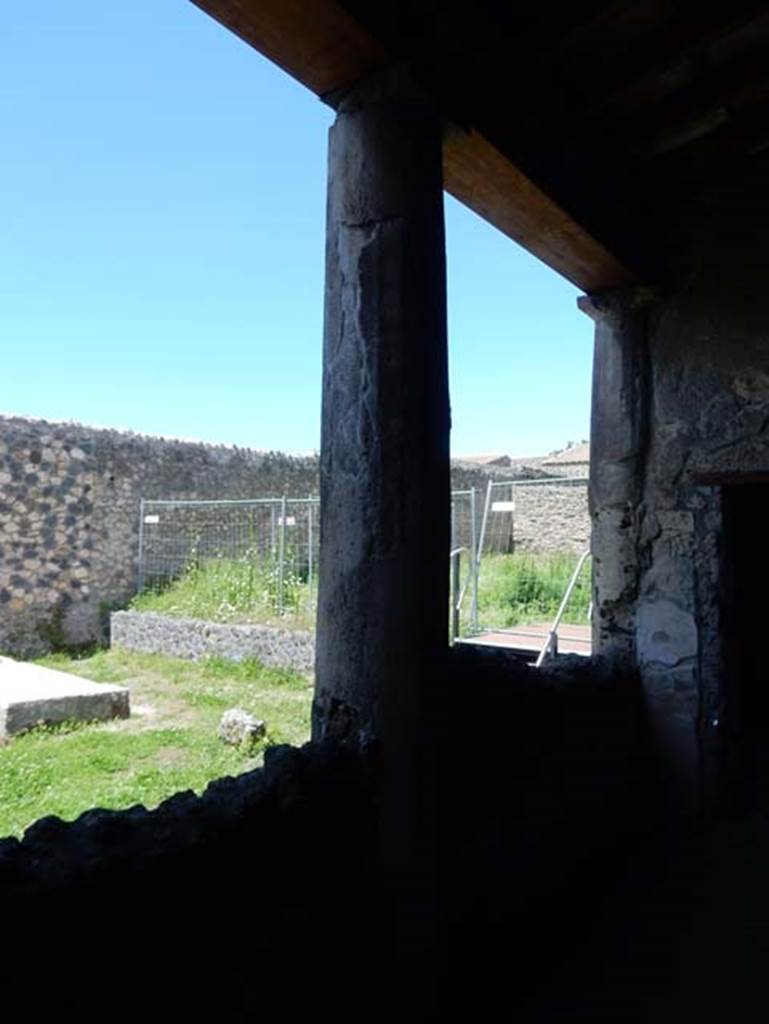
0, 412, 585, 657
0, 656, 129, 738
3, 3, 769, 1020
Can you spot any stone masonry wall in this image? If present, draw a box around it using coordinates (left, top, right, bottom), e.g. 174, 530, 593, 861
507, 480, 588, 554
450, 470, 589, 556
0, 415, 319, 656
588, 173, 769, 805
111, 610, 315, 673
637, 254, 769, 800
0, 414, 589, 655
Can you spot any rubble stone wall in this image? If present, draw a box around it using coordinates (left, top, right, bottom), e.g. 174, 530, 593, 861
509, 480, 589, 554
588, 174, 769, 804
451, 476, 589, 556
0, 415, 319, 655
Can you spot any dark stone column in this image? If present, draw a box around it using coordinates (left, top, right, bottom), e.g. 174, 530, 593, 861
579, 287, 655, 664
313, 67, 449, 867
583, 286, 716, 809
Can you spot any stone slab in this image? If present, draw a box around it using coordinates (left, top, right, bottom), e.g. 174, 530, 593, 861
111, 611, 315, 673
0, 656, 130, 738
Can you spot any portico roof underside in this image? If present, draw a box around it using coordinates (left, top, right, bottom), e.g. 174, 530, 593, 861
192, 0, 769, 293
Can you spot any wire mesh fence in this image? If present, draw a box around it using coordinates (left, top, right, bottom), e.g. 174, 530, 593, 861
470, 477, 591, 637
137, 497, 319, 625
134, 479, 590, 644
450, 488, 482, 638
476, 477, 589, 557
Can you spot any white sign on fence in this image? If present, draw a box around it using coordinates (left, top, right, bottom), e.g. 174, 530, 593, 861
491, 501, 515, 513
143, 514, 160, 524
278, 516, 296, 526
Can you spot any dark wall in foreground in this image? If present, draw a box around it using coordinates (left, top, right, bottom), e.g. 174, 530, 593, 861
0, 652, 655, 1020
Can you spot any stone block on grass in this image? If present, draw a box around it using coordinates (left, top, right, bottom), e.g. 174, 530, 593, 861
0, 656, 130, 738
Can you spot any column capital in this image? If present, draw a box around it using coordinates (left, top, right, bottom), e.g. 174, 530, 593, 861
577, 285, 661, 323
325, 61, 437, 116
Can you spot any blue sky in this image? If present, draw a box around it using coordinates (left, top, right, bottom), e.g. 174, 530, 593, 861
1, 1, 592, 457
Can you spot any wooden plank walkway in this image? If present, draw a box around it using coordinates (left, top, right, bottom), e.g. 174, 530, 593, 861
456, 623, 591, 658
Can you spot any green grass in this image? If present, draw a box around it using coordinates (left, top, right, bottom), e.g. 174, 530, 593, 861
0, 648, 312, 839
132, 555, 317, 630
134, 550, 589, 638
466, 551, 591, 632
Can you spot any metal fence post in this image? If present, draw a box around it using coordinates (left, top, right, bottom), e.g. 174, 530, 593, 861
474, 479, 494, 618
535, 549, 591, 668
137, 498, 146, 593
278, 495, 287, 614
307, 497, 314, 591
469, 486, 479, 633
450, 548, 461, 644
510, 480, 516, 552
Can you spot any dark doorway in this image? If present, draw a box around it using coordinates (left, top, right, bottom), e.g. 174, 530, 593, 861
722, 483, 769, 809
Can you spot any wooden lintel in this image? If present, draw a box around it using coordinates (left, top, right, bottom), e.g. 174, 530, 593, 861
190, 0, 637, 291
443, 130, 637, 291
189, 0, 387, 96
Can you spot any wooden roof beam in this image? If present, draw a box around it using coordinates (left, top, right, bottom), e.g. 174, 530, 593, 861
190, 0, 636, 291
189, 0, 387, 95
443, 130, 635, 290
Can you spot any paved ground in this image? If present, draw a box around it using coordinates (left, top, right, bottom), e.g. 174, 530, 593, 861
457, 623, 591, 658
0, 656, 130, 737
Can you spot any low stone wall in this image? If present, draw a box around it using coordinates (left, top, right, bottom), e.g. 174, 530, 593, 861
111, 610, 315, 673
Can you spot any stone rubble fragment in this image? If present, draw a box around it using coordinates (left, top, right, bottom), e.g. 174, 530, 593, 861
218, 708, 266, 747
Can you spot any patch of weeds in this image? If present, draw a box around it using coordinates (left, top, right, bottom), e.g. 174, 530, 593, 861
14, 717, 102, 740
36, 648, 133, 684
130, 554, 317, 629
201, 656, 308, 689
181, 687, 234, 712
466, 551, 591, 632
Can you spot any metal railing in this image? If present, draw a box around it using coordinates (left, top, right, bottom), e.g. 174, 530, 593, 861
534, 549, 591, 668
449, 546, 471, 645
450, 488, 480, 634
